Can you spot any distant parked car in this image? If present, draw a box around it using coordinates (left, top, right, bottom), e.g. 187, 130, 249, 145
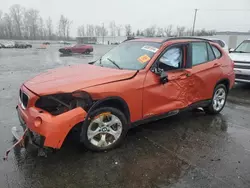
25, 42, 32, 48
4, 41, 15, 48
229, 39, 250, 83
59, 41, 71, 45
43, 42, 50, 45
15, 42, 27, 48
59, 44, 93, 54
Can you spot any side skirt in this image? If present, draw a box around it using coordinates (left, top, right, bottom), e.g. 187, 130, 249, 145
130, 99, 211, 128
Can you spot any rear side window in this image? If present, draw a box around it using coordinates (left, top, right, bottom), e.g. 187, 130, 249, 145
191, 42, 208, 66
207, 43, 216, 61
212, 46, 222, 58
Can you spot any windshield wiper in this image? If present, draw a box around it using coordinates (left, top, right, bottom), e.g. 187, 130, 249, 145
107, 58, 122, 69
234, 51, 248, 53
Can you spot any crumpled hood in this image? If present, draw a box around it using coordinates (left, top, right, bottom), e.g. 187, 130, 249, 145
24, 64, 137, 95
229, 53, 250, 62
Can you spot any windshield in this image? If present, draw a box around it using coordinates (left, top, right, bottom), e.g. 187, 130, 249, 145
234, 40, 250, 53
94, 41, 161, 70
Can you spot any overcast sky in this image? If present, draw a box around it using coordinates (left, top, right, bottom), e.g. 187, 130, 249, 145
1, 0, 250, 36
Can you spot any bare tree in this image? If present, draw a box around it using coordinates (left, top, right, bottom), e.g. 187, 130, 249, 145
77, 25, 85, 37
125, 24, 132, 36
136, 29, 140, 36
116, 25, 122, 36
144, 25, 156, 37
46, 17, 53, 39
185, 28, 193, 36
3, 13, 13, 38
95, 25, 104, 36
86, 24, 94, 36
0, 10, 4, 38
10, 4, 23, 38
24, 9, 39, 39
109, 21, 116, 36
164, 25, 173, 37
176, 26, 186, 36
66, 20, 72, 39
38, 17, 45, 39
156, 27, 164, 37
58, 15, 71, 39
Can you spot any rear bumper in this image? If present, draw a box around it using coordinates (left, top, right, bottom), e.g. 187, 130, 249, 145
16, 86, 87, 149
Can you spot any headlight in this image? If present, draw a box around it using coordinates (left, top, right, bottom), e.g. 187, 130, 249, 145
35, 91, 92, 115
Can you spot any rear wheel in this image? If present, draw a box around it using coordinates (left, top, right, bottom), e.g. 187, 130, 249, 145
81, 107, 128, 151
84, 50, 90, 54
204, 84, 227, 114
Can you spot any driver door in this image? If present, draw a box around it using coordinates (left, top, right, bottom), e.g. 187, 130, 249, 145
142, 43, 196, 119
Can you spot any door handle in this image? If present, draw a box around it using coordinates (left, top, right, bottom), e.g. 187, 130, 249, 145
179, 72, 191, 79
213, 63, 219, 67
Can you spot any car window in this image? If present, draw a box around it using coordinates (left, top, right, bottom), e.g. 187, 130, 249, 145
159, 47, 182, 71
212, 45, 222, 58
192, 42, 208, 66
207, 43, 216, 61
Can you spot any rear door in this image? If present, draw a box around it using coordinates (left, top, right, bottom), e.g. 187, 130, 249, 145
189, 42, 223, 102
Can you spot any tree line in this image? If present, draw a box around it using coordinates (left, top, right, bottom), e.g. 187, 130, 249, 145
0, 4, 72, 40
0, 4, 216, 40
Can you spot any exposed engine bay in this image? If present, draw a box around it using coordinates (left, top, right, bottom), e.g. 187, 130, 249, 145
35, 91, 92, 115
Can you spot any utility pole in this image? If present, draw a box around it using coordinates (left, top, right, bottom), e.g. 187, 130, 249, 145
192, 9, 198, 36
102, 23, 104, 44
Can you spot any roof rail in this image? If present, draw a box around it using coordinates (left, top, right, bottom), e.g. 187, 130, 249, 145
122, 36, 141, 43
162, 37, 213, 43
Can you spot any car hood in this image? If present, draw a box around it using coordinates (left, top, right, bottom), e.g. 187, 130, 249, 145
229, 53, 250, 62
24, 64, 137, 95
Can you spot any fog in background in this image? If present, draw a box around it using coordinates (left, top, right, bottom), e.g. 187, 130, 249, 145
0, 0, 250, 40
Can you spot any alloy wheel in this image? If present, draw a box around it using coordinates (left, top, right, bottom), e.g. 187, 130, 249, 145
212, 88, 226, 111
87, 113, 122, 148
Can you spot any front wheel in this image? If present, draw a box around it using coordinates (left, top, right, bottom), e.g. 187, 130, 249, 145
81, 107, 128, 151
204, 84, 227, 114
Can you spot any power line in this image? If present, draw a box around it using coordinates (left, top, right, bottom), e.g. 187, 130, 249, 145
200, 9, 250, 12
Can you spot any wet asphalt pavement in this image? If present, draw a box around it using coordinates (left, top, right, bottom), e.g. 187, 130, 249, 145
0, 45, 250, 188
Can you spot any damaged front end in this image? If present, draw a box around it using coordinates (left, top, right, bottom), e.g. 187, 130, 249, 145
4, 89, 92, 160
35, 91, 93, 116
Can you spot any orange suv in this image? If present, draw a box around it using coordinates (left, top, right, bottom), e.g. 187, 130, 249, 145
15, 37, 235, 152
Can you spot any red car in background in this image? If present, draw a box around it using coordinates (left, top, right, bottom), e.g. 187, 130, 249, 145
59, 44, 93, 54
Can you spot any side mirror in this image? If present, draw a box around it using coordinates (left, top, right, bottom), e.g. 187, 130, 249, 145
160, 70, 168, 84
229, 48, 234, 53
151, 66, 168, 84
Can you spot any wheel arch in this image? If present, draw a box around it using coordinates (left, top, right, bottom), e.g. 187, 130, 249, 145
215, 78, 230, 93
87, 96, 131, 123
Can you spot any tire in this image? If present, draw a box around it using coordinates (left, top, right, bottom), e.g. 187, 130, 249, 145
84, 50, 90, 54
81, 107, 128, 152
204, 84, 227, 114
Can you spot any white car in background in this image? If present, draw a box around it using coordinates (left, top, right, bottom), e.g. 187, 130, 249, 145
4, 41, 15, 48
229, 39, 250, 83
209, 38, 229, 53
